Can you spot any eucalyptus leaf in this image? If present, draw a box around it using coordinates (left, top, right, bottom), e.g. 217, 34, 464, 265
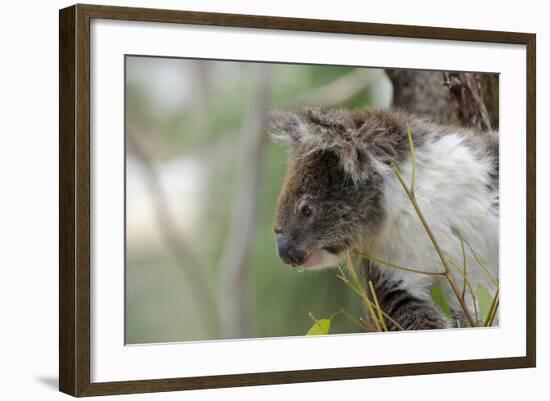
306, 318, 331, 335
477, 284, 492, 323
430, 285, 453, 319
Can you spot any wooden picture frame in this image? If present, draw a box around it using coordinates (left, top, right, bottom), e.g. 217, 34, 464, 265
59, 3, 536, 397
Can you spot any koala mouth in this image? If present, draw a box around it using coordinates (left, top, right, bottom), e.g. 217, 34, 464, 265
298, 246, 345, 270
301, 249, 325, 268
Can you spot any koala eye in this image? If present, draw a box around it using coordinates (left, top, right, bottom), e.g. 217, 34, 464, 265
300, 204, 313, 218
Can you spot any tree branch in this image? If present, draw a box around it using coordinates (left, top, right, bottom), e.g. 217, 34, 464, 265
127, 132, 220, 336
219, 66, 271, 338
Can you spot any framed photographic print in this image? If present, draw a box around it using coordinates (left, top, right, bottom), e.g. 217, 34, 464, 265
59, 3, 536, 397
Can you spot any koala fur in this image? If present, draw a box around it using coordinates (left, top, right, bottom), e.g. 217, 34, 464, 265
271, 106, 499, 330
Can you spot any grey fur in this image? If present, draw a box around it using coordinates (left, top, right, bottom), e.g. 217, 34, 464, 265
270, 106, 497, 331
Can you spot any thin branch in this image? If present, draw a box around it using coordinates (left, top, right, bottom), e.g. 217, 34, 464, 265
357, 252, 446, 277
342, 254, 381, 332
457, 234, 499, 289
368, 280, 388, 332
219, 65, 271, 338
484, 288, 500, 327
308, 312, 328, 334
455, 230, 467, 302
406, 124, 416, 191
471, 250, 500, 289
448, 257, 479, 324
338, 308, 370, 331
337, 274, 404, 331
374, 306, 405, 331
391, 138, 477, 326
486, 298, 500, 327
127, 132, 220, 335
338, 256, 406, 331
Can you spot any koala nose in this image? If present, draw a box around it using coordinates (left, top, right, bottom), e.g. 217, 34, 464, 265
276, 234, 305, 266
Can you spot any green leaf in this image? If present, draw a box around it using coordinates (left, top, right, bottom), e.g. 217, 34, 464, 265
477, 284, 492, 323
306, 318, 331, 335
430, 285, 453, 319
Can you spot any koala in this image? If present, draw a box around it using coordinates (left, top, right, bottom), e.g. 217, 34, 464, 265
270, 107, 499, 330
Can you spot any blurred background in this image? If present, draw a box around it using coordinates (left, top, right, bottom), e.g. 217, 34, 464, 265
125, 57, 393, 344
125, 56, 498, 344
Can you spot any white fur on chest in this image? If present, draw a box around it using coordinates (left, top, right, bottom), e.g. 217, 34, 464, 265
366, 132, 499, 320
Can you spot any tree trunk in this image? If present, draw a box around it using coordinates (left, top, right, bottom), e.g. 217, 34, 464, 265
386, 69, 496, 133
443, 72, 492, 132
386, 69, 460, 126
481, 74, 499, 130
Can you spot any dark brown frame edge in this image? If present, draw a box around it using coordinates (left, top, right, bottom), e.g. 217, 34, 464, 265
59, 3, 536, 397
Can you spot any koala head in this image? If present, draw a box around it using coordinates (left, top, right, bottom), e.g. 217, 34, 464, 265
270, 107, 406, 270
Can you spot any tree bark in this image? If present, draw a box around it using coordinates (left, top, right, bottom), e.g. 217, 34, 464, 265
386, 69, 461, 126
386, 69, 496, 133
443, 72, 492, 132
481, 74, 499, 130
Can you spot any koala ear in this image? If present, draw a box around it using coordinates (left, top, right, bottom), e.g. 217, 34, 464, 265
268, 111, 308, 145
299, 107, 372, 183
269, 107, 390, 184
356, 113, 405, 167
